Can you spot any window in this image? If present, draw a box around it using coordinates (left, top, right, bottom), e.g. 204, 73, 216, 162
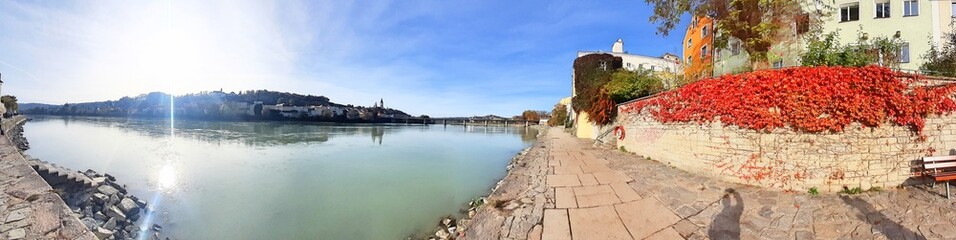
687, 39, 692, 48
650, 66, 656, 71
900, 42, 910, 63
702, 25, 709, 38
772, 60, 784, 69
903, 0, 918, 16
795, 13, 810, 34
686, 57, 692, 65
731, 42, 741, 56
952, 1, 956, 17
841, 3, 860, 22
875, 1, 890, 18
701, 45, 708, 59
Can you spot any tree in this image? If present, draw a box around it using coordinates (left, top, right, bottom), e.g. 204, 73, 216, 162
645, 0, 802, 65
521, 110, 540, 122
548, 104, 569, 127
572, 54, 623, 125
1, 95, 17, 114
922, 31, 956, 77
604, 69, 664, 103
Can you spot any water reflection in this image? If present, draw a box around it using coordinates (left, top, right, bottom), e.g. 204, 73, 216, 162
37, 116, 539, 147
33, 116, 538, 147
26, 115, 540, 239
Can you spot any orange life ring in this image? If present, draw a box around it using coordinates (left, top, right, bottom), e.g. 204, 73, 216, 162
613, 126, 625, 140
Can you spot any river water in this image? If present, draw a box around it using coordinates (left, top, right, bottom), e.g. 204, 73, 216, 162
22, 116, 538, 239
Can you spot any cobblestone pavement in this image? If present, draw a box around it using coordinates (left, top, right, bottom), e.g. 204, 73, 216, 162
0, 117, 95, 239
466, 127, 956, 240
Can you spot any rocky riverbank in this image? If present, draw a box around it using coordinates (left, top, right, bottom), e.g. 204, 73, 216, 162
12, 117, 164, 240
75, 170, 161, 239
7, 118, 29, 151
423, 126, 548, 240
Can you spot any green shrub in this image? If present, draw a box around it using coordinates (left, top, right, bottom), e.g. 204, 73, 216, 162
807, 187, 819, 196
801, 31, 903, 68
604, 69, 663, 103
840, 186, 865, 195
922, 32, 956, 77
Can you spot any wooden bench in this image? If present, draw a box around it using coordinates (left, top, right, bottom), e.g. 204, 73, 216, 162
923, 155, 956, 198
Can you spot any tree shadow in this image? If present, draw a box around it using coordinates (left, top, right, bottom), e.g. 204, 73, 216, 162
839, 195, 926, 240
709, 188, 743, 240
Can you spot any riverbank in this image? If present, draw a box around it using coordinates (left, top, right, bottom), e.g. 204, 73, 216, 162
2, 116, 163, 240
0, 116, 95, 239
430, 126, 549, 239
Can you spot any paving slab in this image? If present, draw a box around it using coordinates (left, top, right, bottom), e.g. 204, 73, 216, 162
645, 227, 683, 240
615, 198, 681, 239
592, 171, 633, 184
542, 209, 571, 240
577, 173, 599, 186
574, 185, 621, 208
547, 174, 581, 187
610, 182, 642, 202
568, 205, 633, 240
553, 165, 583, 175
555, 187, 577, 209
580, 163, 613, 173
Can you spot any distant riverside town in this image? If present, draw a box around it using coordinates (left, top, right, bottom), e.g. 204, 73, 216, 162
20, 90, 416, 122
17, 90, 549, 124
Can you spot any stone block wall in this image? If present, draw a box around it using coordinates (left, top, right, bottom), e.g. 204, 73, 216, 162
614, 110, 956, 192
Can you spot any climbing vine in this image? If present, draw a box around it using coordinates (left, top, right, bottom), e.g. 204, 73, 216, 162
572, 53, 623, 125
621, 66, 956, 138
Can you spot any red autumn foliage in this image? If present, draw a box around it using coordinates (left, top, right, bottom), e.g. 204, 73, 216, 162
621, 66, 956, 137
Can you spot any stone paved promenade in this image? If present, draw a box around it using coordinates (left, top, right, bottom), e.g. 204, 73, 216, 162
465, 127, 956, 240
0, 116, 95, 239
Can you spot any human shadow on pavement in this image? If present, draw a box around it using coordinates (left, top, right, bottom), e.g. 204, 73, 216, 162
839, 195, 926, 240
708, 188, 743, 240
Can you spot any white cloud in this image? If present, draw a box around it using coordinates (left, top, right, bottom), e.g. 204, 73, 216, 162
0, 0, 588, 117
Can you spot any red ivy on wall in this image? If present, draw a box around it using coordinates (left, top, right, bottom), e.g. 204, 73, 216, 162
621, 66, 956, 137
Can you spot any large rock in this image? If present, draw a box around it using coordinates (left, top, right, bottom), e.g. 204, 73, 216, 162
81, 217, 98, 230
93, 227, 113, 239
92, 193, 109, 203
104, 205, 127, 221
97, 185, 119, 196
102, 217, 116, 230
118, 198, 140, 216
93, 212, 107, 221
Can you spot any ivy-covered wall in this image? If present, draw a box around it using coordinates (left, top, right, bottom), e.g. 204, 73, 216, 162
616, 110, 956, 192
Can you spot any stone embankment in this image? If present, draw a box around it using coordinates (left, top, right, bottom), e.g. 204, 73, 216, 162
0, 116, 96, 239
419, 126, 547, 240
1, 116, 162, 240
25, 157, 162, 239
431, 128, 549, 240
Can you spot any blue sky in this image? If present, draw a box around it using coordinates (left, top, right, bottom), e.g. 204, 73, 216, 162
0, 0, 686, 117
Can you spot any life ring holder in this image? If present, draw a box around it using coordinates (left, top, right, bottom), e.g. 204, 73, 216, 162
613, 126, 625, 140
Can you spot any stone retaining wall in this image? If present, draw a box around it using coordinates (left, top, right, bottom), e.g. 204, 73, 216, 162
614, 110, 956, 192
